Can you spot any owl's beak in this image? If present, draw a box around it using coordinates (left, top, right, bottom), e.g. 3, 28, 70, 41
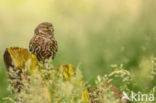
50, 27, 54, 32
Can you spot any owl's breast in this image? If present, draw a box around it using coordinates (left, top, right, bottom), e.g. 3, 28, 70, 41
29, 35, 58, 62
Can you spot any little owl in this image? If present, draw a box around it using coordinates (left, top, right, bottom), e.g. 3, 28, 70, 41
29, 22, 58, 64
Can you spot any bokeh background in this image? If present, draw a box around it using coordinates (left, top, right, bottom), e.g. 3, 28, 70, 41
0, 0, 156, 100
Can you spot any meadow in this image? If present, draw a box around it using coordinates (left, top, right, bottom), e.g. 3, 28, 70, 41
0, 0, 156, 103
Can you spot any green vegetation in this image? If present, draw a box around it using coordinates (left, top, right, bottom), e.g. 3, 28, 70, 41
0, 0, 156, 103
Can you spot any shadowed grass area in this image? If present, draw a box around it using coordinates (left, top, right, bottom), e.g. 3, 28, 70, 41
0, 61, 11, 102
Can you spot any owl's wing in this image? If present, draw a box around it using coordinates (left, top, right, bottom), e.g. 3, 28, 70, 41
49, 37, 58, 59
29, 36, 40, 54
29, 35, 44, 62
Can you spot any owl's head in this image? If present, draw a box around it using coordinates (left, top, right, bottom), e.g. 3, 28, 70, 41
34, 22, 54, 36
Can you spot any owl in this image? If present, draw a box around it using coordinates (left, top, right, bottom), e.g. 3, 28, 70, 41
29, 22, 58, 64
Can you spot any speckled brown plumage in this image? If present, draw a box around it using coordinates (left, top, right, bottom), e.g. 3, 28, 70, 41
29, 22, 58, 63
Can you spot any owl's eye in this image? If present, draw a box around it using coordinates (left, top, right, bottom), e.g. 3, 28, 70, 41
44, 27, 48, 30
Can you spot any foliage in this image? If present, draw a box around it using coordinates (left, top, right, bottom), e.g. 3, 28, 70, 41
2, 47, 132, 103
0, 1, 156, 102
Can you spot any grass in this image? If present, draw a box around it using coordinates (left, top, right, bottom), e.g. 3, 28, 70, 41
0, 0, 156, 102
1, 56, 156, 103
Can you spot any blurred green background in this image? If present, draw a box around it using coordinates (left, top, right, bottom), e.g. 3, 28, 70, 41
0, 0, 156, 99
